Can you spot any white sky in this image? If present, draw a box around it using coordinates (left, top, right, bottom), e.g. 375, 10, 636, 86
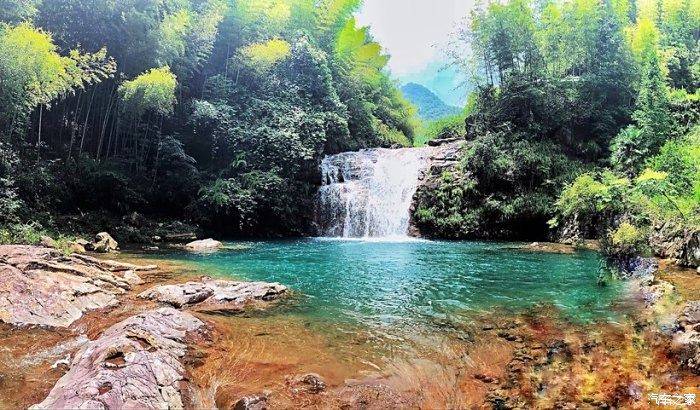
355, 0, 473, 76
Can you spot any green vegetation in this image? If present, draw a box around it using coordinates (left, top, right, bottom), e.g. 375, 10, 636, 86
414, 0, 699, 242
0, 0, 417, 237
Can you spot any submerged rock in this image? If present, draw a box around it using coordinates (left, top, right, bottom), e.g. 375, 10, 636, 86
0, 245, 154, 327
32, 308, 206, 409
139, 277, 287, 312
185, 238, 223, 251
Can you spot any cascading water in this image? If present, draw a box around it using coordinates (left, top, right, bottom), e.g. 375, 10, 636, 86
316, 147, 432, 238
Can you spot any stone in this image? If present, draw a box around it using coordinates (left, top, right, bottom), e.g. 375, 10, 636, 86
139, 277, 287, 312
234, 393, 268, 410
0, 245, 153, 327
89, 232, 119, 253
140, 282, 214, 308
299, 373, 326, 393
678, 301, 700, 328
66, 241, 86, 254
32, 308, 206, 409
39, 236, 57, 249
185, 238, 223, 251
122, 270, 144, 285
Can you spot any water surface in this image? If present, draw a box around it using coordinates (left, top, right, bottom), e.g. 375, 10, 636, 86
140, 239, 628, 329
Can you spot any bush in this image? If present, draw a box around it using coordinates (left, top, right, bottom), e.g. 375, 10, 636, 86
608, 222, 648, 257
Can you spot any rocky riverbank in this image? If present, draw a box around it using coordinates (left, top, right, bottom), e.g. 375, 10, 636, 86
0, 245, 287, 408
1, 243, 700, 409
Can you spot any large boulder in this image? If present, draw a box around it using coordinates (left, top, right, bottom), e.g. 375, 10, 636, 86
185, 238, 223, 251
0, 245, 155, 327
88, 232, 119, 253
32, 308, 207, 409
139, 277, 287, 312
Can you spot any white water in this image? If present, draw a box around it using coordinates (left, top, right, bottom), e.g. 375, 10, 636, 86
316, 147, 432, 238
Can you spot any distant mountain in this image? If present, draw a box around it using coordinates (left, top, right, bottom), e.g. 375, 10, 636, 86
400, 82, 461, 122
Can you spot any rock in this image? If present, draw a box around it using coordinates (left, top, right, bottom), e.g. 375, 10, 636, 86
140, 282, 214, 308
234, 393, 268, 410
0, 245, 154, 327
297, 373, 326, 394
89, 232, 119, 253
638, 278, 675, 307
39, 236, 57, 249
70, 253, 158, 272
678, 301, 700, 328
185, 238, 223, 251
139, 277, 287, 312
671, 301, 700, 373
32, 308, 206, 409
123, 270, 144, 285
66, 241, 86, 254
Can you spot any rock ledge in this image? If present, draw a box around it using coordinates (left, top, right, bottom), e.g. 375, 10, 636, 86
32, 308, 206, 409
139, 277, 287, 312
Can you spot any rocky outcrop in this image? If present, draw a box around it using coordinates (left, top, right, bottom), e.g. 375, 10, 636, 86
139, 277, 287, 312
672, 301, 700, 373
87, 232, 119, 253
32, 308, 207, 409
650, 224, 700, 268
410, 139, 466, 236
0, 245, 155, 327
185, 238, 223, 251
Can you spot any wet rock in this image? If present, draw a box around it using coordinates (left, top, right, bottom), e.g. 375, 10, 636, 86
546, 340, 573, 363
234, 393, 268, 410
139, 276, 287, 312
474, 373, 499, 384
185, 238, 223, 251
0, 245, 153, 327
32, 308, 206, 409
298, 373, 326, 393
88, 232, 119, 253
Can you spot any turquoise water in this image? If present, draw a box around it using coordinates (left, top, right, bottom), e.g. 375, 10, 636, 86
139, 239, 629, 329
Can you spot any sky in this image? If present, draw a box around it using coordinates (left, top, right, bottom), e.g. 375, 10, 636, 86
355, 0, 474, 106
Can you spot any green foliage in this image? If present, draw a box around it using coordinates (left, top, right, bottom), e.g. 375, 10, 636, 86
0, 0, 41, 24
0, 23, 114, 124
609, 221, 648, 256
415, 130, 585, 238
118, 67, 177, 117
554, 126, 700, 255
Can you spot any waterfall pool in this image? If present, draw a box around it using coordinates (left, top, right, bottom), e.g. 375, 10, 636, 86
131, 239, 631, 328
120, 239, 677, 408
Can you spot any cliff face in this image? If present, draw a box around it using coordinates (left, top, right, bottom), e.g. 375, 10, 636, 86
409, 139, 466, 237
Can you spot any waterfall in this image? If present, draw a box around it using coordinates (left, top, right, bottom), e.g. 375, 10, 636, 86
316, 147, 432, 238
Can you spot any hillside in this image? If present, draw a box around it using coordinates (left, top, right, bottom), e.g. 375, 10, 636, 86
400, 83, 460, 122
